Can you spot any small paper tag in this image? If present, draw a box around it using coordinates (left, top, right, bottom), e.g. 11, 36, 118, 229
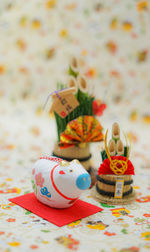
114, 179, 124, 199
51, 90, 79, 118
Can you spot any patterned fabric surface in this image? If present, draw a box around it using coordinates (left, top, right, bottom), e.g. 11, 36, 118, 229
0, 1, 150, 252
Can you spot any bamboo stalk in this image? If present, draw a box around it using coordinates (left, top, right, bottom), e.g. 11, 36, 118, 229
69, 57, 79, 78
77, 75, 89, 102
67, 76, 78, 95
77, 75, 89, 93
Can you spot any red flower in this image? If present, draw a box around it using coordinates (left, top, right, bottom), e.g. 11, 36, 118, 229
106, 41, 118, 54
136, 196, 150, 203
30, 245, 38, 249
6, 218, 16, 222
143, 214, 150, 217
93, 100, 107, 116
104, 231, 116, 236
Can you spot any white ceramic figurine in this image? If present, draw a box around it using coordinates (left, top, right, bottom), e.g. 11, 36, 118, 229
32, 156, 91, 208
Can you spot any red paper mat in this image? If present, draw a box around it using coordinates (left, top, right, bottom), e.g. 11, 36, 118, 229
9, 193, 103, 227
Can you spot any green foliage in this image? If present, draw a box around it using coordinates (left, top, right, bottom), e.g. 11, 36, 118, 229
54, 63, 95, 141
25, 210, 32, 215
121, 228, 128, 234
124, 146, 128, 157
100, 203, 115, 208
101, 150, 108, 161
31, 180, 35, 190
24, 190, 31, 194
57, 82, 67, 90
54, 94, 94, 141
68, 66, 78, 78
101, 146, 128, 161
41, 230, 51, 233
77, 89, 88, 101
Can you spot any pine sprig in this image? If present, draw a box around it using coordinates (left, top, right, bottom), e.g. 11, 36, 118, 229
54, 95, 94, 141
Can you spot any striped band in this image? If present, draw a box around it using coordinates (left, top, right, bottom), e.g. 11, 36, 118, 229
52, 152, 92, 162
96, 183, 133, 198
96, 175, 133, 186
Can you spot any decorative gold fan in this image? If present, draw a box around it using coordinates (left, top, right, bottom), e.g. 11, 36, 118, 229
60, 115, 103, 145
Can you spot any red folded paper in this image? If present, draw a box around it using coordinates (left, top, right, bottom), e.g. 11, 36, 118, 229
9, 193, 102, 227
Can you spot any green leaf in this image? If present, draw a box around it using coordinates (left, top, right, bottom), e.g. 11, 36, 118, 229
121, 228, 128, 234
25, 210, 31, 215
41, 230, 51, 233
24, 191, 31, 194
100, 203, 115, 208
101, 150, 108, 161
57, 82, 67, 90
18, 160, 23, 165
68, 66, 78, 78
84, 9, 89, 16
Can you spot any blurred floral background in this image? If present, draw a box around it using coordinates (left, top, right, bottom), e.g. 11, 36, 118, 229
0, 0, 150, 115
0, 1, 150, 251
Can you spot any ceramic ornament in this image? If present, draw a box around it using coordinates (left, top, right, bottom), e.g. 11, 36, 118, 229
32, 156, 91, 208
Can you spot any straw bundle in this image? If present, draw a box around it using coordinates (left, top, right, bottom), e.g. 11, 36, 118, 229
93, 174, 135, 205
53, 143, 92, 172
96, 174, 133, 196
